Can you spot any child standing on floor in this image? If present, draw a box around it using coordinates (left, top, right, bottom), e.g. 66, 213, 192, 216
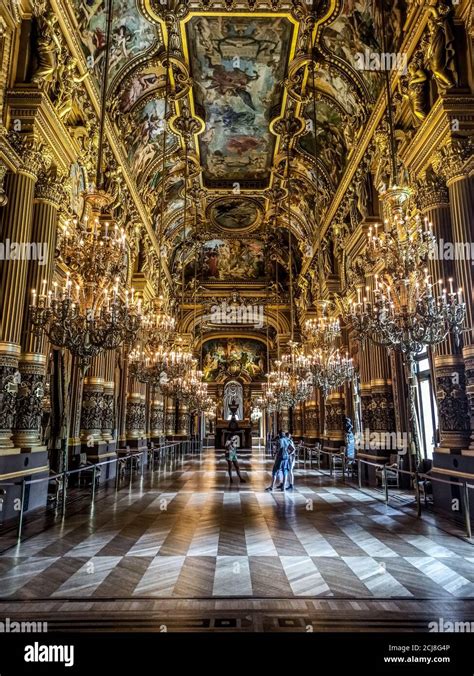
224, 435, 246, 484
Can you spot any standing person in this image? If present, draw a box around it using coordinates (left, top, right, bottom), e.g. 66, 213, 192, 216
266, 431, 290, 491
285, 432, 296, 490
225, 435, 246, 484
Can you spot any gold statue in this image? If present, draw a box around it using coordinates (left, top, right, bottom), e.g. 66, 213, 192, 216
419, 0, 459, 91
55, 57, 89, 122
398, 53, 429, 126
31, 2, 62, 88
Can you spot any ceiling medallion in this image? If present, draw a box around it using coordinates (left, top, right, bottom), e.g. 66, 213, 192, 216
207, 196, 263, 233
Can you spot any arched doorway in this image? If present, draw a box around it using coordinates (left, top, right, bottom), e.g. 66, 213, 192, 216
224, 381, 243, 420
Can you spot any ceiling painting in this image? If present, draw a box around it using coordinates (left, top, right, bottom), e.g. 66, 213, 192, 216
185, 14, 296, 189
116, 61, 167, 114
208, 197, 262, 232
73, 0, 159, 84
123, 98, 176, 185
320, 0, 408, 103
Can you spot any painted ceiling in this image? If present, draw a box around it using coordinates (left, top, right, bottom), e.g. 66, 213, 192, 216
72, 0, 408, 288
186, 15, 295, 189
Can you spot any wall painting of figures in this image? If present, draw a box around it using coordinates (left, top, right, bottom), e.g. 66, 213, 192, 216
201, 239, 266, 280
202, 339, 267, 382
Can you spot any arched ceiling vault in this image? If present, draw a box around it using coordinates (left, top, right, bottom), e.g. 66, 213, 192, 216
71, 0, 409, 303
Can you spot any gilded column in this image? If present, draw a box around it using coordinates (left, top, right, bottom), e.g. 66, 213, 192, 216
150, 386, 164, 442
165, 397, 175, 436
435, 139, 474, 449
13, 168, 62, 450
176, 399, 189, 437
0, 143, 43, 449
325, 389, 345, 448
102, 349, 116, 446
304, 386, 319, 443
80, 354, 105, 450
418, 173, 470, 452
293, 401, 303, 438
126, 377, 146, 448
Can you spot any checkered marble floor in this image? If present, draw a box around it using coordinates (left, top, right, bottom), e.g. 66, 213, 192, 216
1, 448, 473, 601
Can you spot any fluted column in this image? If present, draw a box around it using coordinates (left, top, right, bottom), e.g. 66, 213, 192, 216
418, 174, 470, 451
102, 350, 116, 444
165, 397, 175, 436
325, 389, 345, 446
80, 354, 105, 446
279, 405, 289, 433
150, 386, 164, 441
304, 387, 319, 442
0, 148, 42, 449
13, 169, 62, 449
293, 401, 303, 438
176, 399, 189, 437
435, 139, 474, 449
126, 377, 146, 446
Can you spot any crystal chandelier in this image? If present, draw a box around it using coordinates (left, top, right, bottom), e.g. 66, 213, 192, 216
267, 349, 313, 410
348, 198, 465, 354
31, 192, 142, 374
141, 296, 176, 347
307, 346, 354, 398
304, 304, 341, 348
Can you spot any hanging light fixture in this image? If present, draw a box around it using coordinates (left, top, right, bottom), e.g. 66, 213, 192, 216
30, 0, 142, 374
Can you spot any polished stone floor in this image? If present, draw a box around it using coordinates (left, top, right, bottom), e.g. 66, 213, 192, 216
0, 448, 473, 630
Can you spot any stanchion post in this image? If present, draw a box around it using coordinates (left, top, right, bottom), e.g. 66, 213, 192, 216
91, 465, 97, 503
414, 472, 421, 518
358, 459, 362, 489
463, 482, 472, 539
383, 465, 389, 504
61, 470, 67, 516
16, 479, 27, 543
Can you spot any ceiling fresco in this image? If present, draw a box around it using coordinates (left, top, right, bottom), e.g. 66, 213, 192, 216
202, 338, 267, 382
73, 0, 160, 84
321, 0, 408, 101
185, 15, 295, 189
70, 0, 407, 294
122, 97, 176, 186
208, 197, 262, 231
299, 100, 348, 187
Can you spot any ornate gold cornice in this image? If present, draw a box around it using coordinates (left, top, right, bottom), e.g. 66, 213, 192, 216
433, 136, 474, 185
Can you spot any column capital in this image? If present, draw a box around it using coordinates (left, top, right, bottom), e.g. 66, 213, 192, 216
34, 167, 66, 207
8, 134, 51, 180
416, 173, 449, 211
433, 137, 474, 185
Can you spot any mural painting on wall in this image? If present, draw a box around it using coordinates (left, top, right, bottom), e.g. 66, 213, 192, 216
201, 239, 265, 280
187, 15, 294, 187
202, 339, 266, 382
73, 0, 158, 82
